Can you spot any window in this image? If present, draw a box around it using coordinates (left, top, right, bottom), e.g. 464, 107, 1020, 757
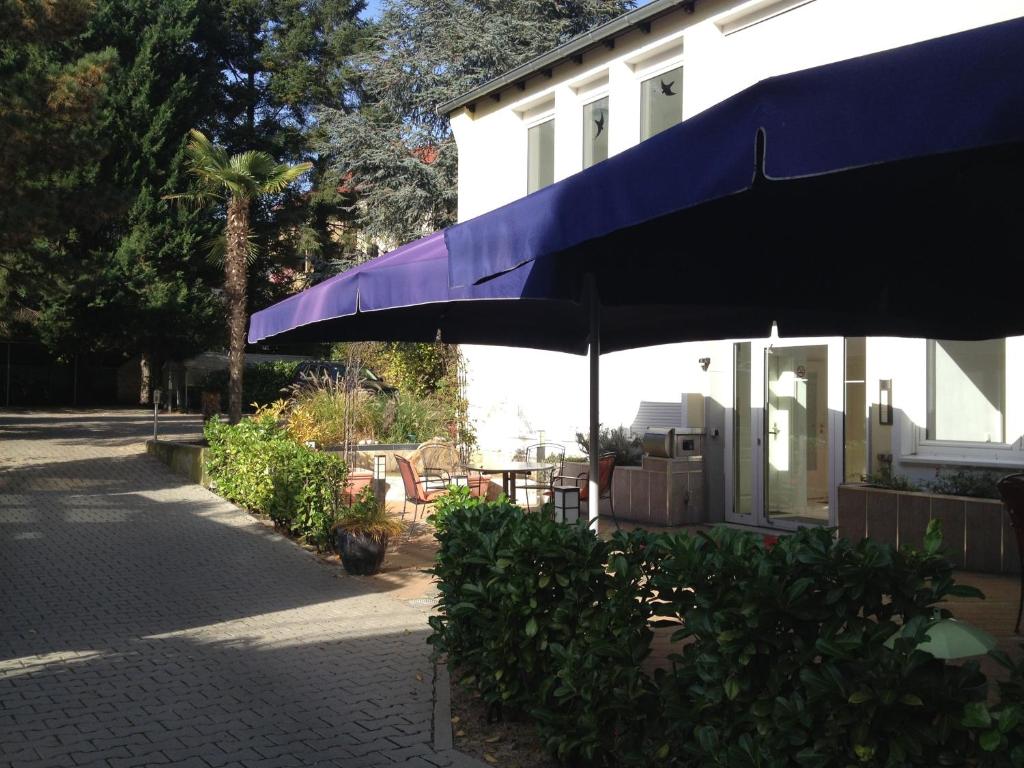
927, 339, 1006, 443
582, 96, 608, 169
527, 119, 554, 193
640, 65, 683, 140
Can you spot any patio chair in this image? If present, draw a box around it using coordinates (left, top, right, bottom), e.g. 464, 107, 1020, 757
395, 455, 448, 522
552, 452, 616, 524
516, 442, 565, 512
996, 473, 1024, 634
412, 439, 491, 499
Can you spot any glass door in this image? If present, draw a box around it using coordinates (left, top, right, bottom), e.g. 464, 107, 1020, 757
765, 344, 830, 527
728, 337, 842, 529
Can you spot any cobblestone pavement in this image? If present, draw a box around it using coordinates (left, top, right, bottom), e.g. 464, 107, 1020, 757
0, 410, 471, 768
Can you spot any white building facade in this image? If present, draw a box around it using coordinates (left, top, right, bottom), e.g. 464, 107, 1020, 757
443, 0, 1024, 530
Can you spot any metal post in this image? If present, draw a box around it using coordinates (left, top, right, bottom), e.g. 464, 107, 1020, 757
73, 354, 78, 407
153, 388, 161, 440
587, 275, 600, 529
5, 342, 10, 407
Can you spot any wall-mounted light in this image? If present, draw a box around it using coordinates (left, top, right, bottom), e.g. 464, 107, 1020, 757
879, 379, 893, 425
553, 485, 581, 524
373, 454, 387, 481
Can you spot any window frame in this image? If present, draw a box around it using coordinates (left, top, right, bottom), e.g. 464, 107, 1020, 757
581, 93, 610, 169
525, 111, 556, 195
900, 337, 1024, 469
638, 61, 685, 141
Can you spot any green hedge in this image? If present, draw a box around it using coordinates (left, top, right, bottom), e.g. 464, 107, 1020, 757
202, 361, 299, 409
204, 415, 347, 549
429, 503, 1024, 767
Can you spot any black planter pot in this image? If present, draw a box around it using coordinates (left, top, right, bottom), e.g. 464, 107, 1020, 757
335, 529, 389, 575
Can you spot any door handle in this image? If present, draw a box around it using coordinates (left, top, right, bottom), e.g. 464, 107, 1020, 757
768, 423, 781, 439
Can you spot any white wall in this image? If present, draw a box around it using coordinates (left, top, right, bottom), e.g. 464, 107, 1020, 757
451, 0, 1024, 477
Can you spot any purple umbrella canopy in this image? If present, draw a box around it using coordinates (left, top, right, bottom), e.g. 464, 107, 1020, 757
253, 18, 1024, 353
248, 17, 1024, 524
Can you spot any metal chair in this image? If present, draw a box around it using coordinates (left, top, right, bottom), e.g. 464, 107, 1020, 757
553, 452, 617, 525
395, 455, 448, 522
996, 473, 1024, 634
413, 438, 490, 498
516, 442, 565, 511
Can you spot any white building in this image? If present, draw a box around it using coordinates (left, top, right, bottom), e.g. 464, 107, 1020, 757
442, 0, 1024, 532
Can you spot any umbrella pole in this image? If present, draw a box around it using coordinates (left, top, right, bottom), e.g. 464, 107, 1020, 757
587, 275, 600, 529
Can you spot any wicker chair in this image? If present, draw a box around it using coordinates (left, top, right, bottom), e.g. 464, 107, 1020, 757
997, 473, 1024, 634
413, 438, 491, 499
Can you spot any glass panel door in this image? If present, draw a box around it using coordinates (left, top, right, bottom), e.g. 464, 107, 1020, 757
765, 344, 830, 527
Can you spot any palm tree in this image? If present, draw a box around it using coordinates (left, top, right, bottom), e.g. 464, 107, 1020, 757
169, 129, 311, 424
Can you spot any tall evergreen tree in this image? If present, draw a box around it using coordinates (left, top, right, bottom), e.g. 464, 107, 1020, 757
314, 0, 634, 244
0, 0, 118, 334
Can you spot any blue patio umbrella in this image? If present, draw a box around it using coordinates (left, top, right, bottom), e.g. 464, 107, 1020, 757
250, 18, 1024, 523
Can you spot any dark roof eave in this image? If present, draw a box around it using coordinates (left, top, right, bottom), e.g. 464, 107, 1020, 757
437, 0, 695, 116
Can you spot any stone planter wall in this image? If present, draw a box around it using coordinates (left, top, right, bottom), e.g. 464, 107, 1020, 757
146, 439, 210, 486
837, 483, 1018, 574
323, 444, 419, 474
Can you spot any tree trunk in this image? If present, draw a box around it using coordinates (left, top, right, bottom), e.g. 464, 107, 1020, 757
225, 195, 250, 424
139, 352, 152, 405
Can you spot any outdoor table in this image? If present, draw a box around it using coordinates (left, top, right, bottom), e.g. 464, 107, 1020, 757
465, 461, 553, 504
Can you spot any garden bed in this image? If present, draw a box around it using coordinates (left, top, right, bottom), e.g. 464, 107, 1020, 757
838, 483, 1017, 574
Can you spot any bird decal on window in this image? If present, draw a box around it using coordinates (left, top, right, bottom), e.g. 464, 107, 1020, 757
593, 112, 605, 138
660, 79, 676, 96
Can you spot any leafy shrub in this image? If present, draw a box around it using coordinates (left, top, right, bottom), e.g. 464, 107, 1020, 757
203, 361, 299, 409
334, 486, 403, 537
648, 523, 986, 767
430, 499, 1015, 768
204, 415, 347, 549
864, 463, 921, 492
575, 425, 643, 467
926, 467, 1004, 500
363, 390, 447, 444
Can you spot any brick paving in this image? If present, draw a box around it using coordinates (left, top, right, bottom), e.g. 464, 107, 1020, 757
0, 410, 474, 768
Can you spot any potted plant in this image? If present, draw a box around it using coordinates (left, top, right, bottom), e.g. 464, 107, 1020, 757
333, 486, 403, 575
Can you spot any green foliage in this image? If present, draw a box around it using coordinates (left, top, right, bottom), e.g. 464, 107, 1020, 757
334, 486, 403, 537
203, 361, 299, 408
314, 0, 633, 243
431, 505, 1016, 767
362, 390, 447, 444
647, 521, 986, 768
204, 414, 347, 549
864, 463, 921, 492
576, 425, 643, 467
926, 468, 1004, 500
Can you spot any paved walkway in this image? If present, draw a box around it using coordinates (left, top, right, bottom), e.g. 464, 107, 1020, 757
0, 410, 469, 768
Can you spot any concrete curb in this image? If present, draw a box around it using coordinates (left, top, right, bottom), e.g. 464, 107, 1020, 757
432, 659, 453, 751
432, 660, 493, 768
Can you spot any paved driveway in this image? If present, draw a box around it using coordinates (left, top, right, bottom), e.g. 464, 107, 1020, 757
0, 411, 463, 768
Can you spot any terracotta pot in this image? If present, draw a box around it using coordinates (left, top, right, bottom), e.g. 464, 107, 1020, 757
342, 468, 374, 504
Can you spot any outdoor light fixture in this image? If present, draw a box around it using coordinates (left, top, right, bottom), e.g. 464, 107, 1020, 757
373, 454, 387, 500
879, 379, 893, 425
553, 485, 581, 524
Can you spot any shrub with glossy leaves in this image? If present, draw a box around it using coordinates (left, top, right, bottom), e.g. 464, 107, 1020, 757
204, 415, 347, 549
430, 496, 1019, 768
